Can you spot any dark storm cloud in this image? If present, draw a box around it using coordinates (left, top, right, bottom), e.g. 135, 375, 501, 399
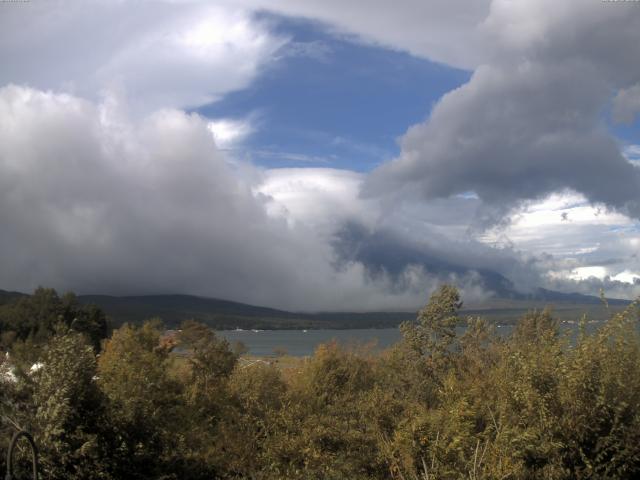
364, 1, 640, 221
334, 222, 466, 277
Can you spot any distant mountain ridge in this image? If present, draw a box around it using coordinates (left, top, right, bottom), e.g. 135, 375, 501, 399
0, 288, 632, 330
526, 288, 630, 305
76, 293, 414, 329
0, 288, 27, 304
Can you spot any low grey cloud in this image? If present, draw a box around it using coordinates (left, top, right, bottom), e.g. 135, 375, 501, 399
547, 276, 640, 304
0, 85, 636, 309
332, 222, 534, 298
0, 85, 507, 311
258, 169, 558, 298
614, 84, 640, 125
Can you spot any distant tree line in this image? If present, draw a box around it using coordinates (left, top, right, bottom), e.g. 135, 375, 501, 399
0, 287, 109, 356
1, 286, 640, 479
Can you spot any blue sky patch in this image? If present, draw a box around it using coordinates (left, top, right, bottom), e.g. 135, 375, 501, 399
196, 15, 470, 171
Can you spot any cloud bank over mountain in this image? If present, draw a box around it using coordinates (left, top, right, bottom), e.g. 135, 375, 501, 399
0, 85, 504, 310
0, 0, 638, 308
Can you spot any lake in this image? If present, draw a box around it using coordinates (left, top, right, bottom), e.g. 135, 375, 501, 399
217, 328, 403, 357
217, 321, 606, 357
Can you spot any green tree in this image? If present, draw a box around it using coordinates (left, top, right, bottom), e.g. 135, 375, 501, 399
97, 320, 182, 479
33, 328, 110, 480
264, 342, 384, 479
174, 320, 239, 479
0, 287, 109, 360
219, 362, 287, 477
178, 319, 238, 390
401, 285, 462, 362
398, 284, 464, 408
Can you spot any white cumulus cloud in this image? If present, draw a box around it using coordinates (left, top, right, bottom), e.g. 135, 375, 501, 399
0, 1, 286, 112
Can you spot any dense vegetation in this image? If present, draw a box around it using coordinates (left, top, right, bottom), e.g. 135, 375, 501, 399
0, 287, 109, 357
1, 286, 640, 479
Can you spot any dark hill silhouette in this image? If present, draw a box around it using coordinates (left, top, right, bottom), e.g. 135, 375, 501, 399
0, 288, 631, 330
0, 289, 27, 305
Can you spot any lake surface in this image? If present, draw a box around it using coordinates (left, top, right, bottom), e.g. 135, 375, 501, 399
217, 321, 606, 357
217, 328, 403, 357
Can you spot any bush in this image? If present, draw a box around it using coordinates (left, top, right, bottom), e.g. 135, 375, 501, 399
3, 287, 640, 480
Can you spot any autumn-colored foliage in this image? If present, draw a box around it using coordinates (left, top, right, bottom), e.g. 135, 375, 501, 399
2, 286, 640, 479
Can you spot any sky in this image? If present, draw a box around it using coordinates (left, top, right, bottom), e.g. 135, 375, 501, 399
0, 0, 639, 311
